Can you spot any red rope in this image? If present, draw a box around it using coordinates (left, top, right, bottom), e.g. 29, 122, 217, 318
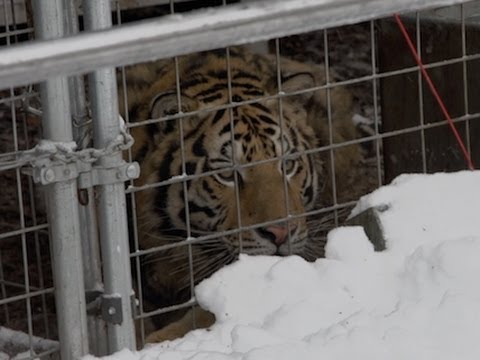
394, 14, 475, 170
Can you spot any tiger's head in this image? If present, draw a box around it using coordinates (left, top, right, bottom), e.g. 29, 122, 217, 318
129, 50, 337, 258
123, 47, 359, 331
126, 48, 356, 276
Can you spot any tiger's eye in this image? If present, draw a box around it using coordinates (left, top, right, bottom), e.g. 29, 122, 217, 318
217, 170, 234, 182
283, 159, 297, 175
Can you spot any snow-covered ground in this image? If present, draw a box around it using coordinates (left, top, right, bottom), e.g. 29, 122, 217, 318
88, 170, 480, 360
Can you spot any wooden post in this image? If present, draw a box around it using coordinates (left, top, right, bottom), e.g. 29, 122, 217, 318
378, 14, 479, 183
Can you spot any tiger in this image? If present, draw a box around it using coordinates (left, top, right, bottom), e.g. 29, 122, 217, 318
119, 46, 360, 344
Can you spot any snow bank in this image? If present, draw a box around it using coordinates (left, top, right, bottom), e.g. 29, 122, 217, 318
88, 170, 480, 360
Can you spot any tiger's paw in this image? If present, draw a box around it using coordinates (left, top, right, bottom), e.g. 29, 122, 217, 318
145, 307, 215, 344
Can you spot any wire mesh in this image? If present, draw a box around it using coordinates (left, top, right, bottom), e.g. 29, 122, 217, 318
116, 0, 478, 348
0, 1, 59, 359
0, 0, 478, 356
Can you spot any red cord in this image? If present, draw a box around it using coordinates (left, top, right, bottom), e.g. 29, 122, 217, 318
394, 14, 475, 170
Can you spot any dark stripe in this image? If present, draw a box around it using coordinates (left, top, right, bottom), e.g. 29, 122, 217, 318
233, 71, 261, 81
162, 119, 176, 135
128, 103, 141, 121
258, 115, 277, 126
153, 184, 169, 224
304, 185, 314, 204
135, 144, 149, 163
202, 93, 223, 103
178, 207, 186, 223
263, 127, 276, 135
242, 90, 264, 97
211, 109, 226, 125
219, 122, 232, 135
195, 84, 226, 98
185, 161, 197, 175
188, 201, 216, 218
181, 76, 208, 91
231, 82, 260, 90
183, 118, 207, 141
157, 143, 177, 180
202, 180, 216, 196
250, 102, 270, 113
249, 116, 260, 127
162, 228, 189, 239
207, 70, 227, 79
290, 127, 299, 147
192, 134, 206, 156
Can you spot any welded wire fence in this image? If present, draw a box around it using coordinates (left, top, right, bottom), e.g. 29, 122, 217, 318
0, 0, 478, 358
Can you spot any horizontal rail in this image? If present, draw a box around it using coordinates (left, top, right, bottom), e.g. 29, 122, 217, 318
0, 0, 472, 89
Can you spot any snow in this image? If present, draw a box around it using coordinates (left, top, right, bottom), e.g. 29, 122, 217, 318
34, 140, 77, 154
0, 327, 58, 358
85, 170, 480, 360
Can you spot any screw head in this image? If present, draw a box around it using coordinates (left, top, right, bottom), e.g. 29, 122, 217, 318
126, 164, 138, 179
43, 168, 56, 183
108, 306, 116, 315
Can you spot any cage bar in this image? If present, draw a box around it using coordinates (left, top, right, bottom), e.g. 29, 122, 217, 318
64, 0, 109, 355
82, 0, 136, 352
0, 0, 472, 90
31, 0, 89, 359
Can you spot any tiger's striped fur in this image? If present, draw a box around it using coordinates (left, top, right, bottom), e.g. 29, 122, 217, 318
120, 47, 360, 342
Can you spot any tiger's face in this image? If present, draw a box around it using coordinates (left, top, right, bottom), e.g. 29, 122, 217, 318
137, 94, 321, 258
130, 49, 333, 263
124, 47, 358, 331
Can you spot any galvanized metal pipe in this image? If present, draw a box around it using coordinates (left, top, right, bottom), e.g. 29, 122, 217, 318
32, 1, 89, 359
0, 0, 473, 90
82, 0, 136, 352
63, 0, 109, 355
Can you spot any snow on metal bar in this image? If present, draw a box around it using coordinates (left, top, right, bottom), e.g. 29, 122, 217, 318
0, 0, 472, 89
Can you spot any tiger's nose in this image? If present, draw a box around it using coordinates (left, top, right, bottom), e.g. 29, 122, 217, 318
257, 224, 298, 246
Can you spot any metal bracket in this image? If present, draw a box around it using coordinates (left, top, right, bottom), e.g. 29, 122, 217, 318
24, 159, 139, 187
23, 162, 79, 185
77, 161, 139, 189
86, 290, 137, 325
101, 295, 124, 325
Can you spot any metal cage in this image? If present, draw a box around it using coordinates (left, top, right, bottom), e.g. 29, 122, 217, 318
0, 0, 477, 359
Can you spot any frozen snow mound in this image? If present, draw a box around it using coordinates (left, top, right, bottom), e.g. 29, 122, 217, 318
350, 170, 480, 254
88, 171, 480, 360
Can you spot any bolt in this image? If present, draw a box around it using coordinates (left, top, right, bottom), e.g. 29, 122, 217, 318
126, 164, 138, 179
43, 168, 56, 183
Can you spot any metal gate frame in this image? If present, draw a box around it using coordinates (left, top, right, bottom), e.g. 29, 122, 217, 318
0, 0, 476, 358
29, 1, 137, 358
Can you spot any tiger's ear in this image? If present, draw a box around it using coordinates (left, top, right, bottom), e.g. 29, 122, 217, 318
280, 72, 316, 105
150, 91, 199, 120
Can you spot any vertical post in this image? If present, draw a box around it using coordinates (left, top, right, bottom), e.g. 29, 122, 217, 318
32, 1, 89, 359
63, 0, 108, 356
82, 0, 136, 352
